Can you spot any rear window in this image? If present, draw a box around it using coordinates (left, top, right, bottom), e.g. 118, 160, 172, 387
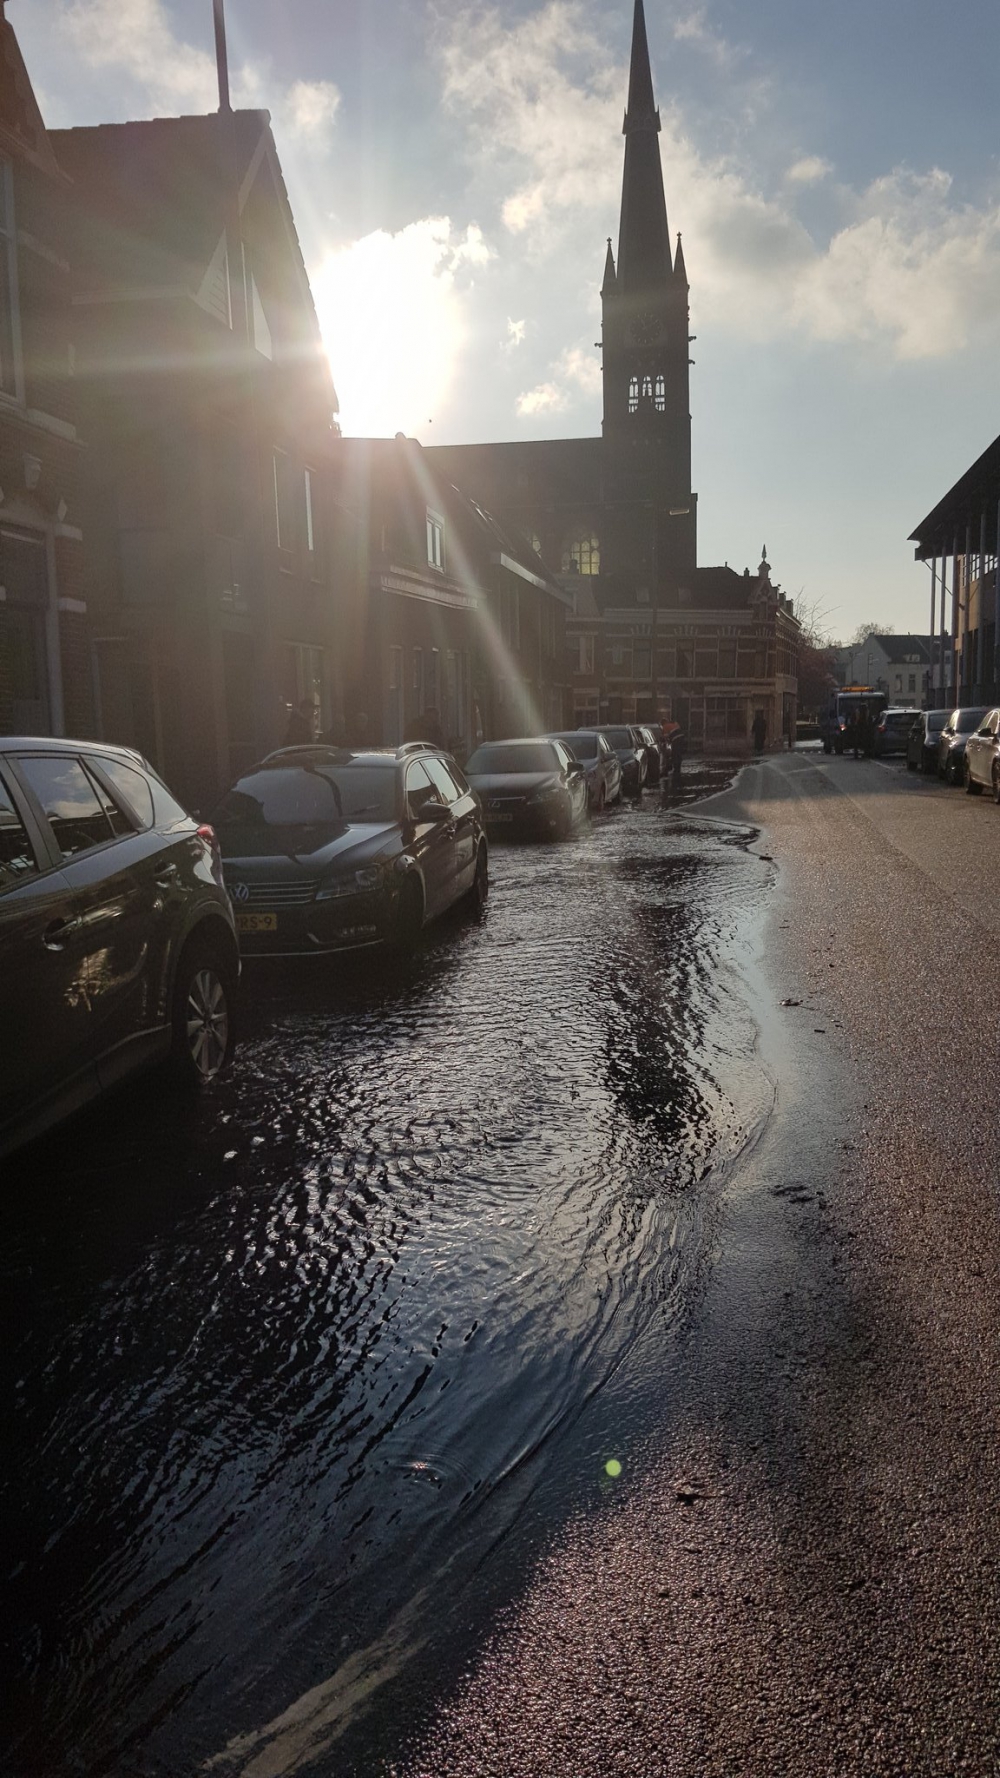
602, 728, 634, 748
554, 733, 597, 760
90, 755, 155, 829
214, 764, 397, 828
467, 743, 559, 775
957, 708, 990, 733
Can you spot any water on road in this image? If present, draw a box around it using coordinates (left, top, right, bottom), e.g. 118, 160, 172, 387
1, 767, 775, 1777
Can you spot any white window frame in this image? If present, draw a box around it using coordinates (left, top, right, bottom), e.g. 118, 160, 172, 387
427, 508, 445, 572
304, 467, 316, 555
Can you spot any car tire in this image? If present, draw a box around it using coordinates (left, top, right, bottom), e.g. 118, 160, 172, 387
392, 875, 424, 950
965, 761, 982, 795
170, 937, 236, 1086
468, 843, 489, 910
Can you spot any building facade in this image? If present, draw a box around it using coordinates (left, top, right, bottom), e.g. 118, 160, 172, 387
0, 7, 91, 741
427, 0, 799, 751
910, 434, 1000, 708
50, 107, 341, 812
332, 435, 570, 754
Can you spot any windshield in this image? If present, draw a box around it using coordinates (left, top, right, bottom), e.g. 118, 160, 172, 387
602, 728, 635, 748
467, 743, 559, 775
884, 712, 916, 727
552, 732, 597, 760
956, 707, 990, 734
214, 764, 397, 828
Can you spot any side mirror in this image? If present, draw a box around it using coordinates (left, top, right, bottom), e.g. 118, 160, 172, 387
420, 799, 452, 822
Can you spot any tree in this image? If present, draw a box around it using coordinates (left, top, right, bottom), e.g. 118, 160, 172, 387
849, 619, 895, 648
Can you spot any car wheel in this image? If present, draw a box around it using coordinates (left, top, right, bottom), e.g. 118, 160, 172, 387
171, 938, 236, 1085
469, 843, 489, 910
965, 760, 982, 795
392, 875, 424, 949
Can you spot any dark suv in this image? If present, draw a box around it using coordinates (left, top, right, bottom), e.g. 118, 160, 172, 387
213, 743, 488, 955
0, 736, 239, 1158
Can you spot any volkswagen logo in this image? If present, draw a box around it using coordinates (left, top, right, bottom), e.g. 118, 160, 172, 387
231, 881, 250, 904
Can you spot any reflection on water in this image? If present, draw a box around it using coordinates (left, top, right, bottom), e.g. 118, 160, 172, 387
1, 772, 770, 1777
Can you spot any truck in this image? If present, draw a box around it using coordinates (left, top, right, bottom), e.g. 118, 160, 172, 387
819, 686, 889, 755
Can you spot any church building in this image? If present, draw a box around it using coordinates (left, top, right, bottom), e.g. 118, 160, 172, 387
427, 0, 799, 752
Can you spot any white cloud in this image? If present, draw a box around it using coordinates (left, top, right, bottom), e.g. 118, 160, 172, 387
503, 318, 527, 351
787, 156, 833, 185
58, 0, 340, 146
671, 8, 740, 71
516, 341, 601, 416
439, 1, 1000, 365
312, 218, 495, 437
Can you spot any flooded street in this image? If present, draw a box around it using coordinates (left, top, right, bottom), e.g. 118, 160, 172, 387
1, 764, 776, 1778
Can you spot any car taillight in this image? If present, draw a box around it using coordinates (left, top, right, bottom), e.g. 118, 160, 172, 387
197, 822, 225, 887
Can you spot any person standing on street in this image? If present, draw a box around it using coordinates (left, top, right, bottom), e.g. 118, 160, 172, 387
284, 698, 317, 746
751, 709, 767, 754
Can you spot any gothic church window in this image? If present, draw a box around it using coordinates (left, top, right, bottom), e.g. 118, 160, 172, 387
628, 376, 639, 415
655, 374, 666, 412
641, 374, 654, 405
561, 532, 600, 576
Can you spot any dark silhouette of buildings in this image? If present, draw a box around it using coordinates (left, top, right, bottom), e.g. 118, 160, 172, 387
428, 0, 799, 752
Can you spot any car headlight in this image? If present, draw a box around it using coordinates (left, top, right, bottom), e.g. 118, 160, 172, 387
316, 866, 382, 902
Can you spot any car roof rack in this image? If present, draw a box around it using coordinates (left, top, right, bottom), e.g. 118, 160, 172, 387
396, 741, 438, 757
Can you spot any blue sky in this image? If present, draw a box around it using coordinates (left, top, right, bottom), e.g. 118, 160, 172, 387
15, 0, 1000, 640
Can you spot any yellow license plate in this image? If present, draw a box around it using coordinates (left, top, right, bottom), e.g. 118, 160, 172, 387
236, 911, 277, 933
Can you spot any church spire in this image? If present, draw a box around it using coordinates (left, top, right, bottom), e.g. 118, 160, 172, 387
602, 236, 617, 294
616, 0, 671, 293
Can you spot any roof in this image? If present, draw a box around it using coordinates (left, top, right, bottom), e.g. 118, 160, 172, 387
867, 633, 931, 663
0, 14, 65, 181
910, 429, 1000, 558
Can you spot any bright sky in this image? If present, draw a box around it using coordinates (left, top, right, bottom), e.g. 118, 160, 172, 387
17, 0, 1000, 640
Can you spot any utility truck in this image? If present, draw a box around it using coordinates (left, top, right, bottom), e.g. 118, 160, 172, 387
819, 686, 889, 755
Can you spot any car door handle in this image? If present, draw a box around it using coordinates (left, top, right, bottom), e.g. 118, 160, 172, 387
42, 916, 82, 950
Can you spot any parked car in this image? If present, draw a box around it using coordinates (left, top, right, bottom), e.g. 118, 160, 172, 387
594, 726, 647, 796
633, 724, 665, 784
937, 707, 991, 784
906, 709, 949, 773
873, 707, 921, 757
962, 708, 1000, 798
465, 737, 588, 837
0, 736, 239, 1159
214, 743, 487, 955
547, 730, 622, 811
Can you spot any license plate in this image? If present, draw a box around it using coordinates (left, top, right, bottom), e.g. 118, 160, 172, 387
236, 911, 277, 933
490, 812, 515, 823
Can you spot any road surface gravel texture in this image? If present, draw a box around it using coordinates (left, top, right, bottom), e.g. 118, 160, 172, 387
395, 749, 1000, 1778
4, 750, 1000, 1777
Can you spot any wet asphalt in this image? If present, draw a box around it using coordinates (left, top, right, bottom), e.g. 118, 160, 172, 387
8, 747, 1000, 1778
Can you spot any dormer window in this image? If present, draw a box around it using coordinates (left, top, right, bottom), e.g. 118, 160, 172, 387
427, 509, 445, 571
561, 532, 600, 576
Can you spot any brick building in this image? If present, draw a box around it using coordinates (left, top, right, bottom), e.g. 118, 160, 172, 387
0, 5, 91, 739
333, 435, 570, 753
50, 104, 341, 811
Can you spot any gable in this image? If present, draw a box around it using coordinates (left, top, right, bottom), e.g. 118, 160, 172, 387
0, 16, 64, 180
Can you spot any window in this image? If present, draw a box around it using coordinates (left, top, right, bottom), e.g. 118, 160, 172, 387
634, 644, 652, 679
561, 533, 600, 576
908, 674, 916, 693
304, 468, 316, 555
427, 509, 445, 570
273, 450, 296, 551
0, 774, 38, 889
412, 647, 424, 701
579, 634, 595, 675
425, 757, 462, 804
17, 756, 117, 860
654, 374, 666, 412
0, 161, 21, 400
406, 759, 437, 819
628, 376, 639, 414
91, 757, 154, 831
641, 374, 654, 405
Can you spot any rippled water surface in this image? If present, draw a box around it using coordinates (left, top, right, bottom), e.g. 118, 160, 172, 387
1, 770, 773, 1776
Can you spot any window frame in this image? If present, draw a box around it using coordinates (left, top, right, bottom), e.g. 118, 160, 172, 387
0, 159, 24, 405
8, 752, 133, 866
426, 508, 445, 572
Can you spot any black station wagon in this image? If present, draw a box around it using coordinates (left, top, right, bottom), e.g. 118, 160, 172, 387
214, 743, 488, 955
0, 736, 239, 1158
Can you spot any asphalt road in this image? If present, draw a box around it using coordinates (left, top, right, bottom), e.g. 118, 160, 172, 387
393, 748, 1000, 1778
7, 748, 1000, 1778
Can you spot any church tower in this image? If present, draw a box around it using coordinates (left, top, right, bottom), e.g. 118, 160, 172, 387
601, 0, 695, 591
